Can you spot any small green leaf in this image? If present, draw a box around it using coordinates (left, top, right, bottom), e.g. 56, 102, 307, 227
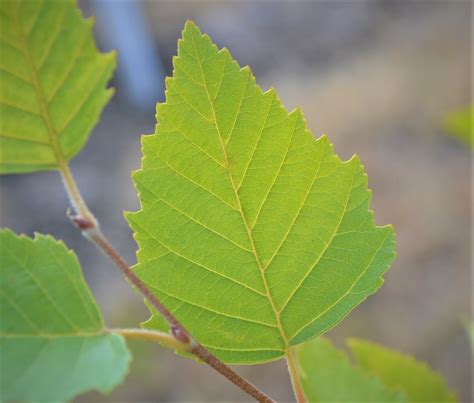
0, 0, 115, 174
0, 229, 130, 401
348, 338, 458, 402
443, 105, 473, 149
297, 337, 406, 402
127, 21, 396, 364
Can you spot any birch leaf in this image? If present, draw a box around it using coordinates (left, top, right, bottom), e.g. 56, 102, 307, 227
348, 338, 458, 402
0, 0, 115, 174
296, 338, 406, 402
0, 229, 130, 401
443, 105, 473, 150
127, 21, 396, 364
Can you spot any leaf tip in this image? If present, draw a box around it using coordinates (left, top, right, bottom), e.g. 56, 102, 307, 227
108, 48, 119, 63
184, 19, 198, 29
183, 19, 201, 38
85, 15, 95, 28
347, 152, 362, 166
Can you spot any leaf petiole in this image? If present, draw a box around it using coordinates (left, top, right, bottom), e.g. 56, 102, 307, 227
110, 328, 188, 351
286, 347, 308, 403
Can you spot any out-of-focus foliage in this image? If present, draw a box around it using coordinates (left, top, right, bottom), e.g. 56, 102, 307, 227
127, 21, 396, 364
297, 337, 458, 402
443, 105, 473, 149
465, 320, 474, 352
297, 337, 405, 402
349, 338, 458, 402
0, 0, 115, 173
0, 230, 131, 401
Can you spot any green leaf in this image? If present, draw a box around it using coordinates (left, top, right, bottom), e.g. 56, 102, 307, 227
348, 338, 458, 402
465, 320, 474, 352
296, 338, 406, 402
297, 338, 458, 402
0, 0, 115, 174
0, 229, 130, 401
443, 105, 473, 150
127, 21, 396, 364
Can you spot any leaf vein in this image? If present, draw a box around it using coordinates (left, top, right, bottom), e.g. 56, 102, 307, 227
140, 184, 253, 253
57, 61, 111, 134
37, 2, 66, 70
0, 331, 101, 338
9, 338, 51, 391
0, 35, 22, 52
289, 230, 391, 342
163, 118, 226, 168
147, 161, 238, 214
25, 0, 44, 36
224, 70, 250, 147
237, 91, 275, 191
0, 132, 50, 146
250, 115, 299, 230
0, 289, 41, 333
46, 23, 89, 103
2, 246, 81, 331
279, 163, 358, 314
174, 63, 205, 88
263, 140, 328, 271
0, 99, 40, 116
149, 283, 278, 328
0, 65, 32, 85
46, 243, 101, 328
167, 84, 215, 124
132, 221, 267, 298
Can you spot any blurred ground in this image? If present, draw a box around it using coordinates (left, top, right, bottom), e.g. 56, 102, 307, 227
1, 1, 471, 402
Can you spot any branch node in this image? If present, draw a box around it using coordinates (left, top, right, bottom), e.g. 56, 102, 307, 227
67, 208, 97, 231
171, 325, 191, 345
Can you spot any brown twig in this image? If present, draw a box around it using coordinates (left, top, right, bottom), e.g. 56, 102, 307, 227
62, 167, 275, 403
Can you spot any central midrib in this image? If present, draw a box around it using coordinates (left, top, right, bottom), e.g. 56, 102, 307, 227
0, 331, 105, 339
13, 2, 68, 169
189, 34, 290, 354
226, 170, 290, 352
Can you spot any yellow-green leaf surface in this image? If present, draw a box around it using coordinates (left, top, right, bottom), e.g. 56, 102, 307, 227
0, 0, 115, 173
348, 338, 458, 402
443, 105, 473, 150
297, 338, 406, 402
0, 229, 130, 401
127, 21, 396, 364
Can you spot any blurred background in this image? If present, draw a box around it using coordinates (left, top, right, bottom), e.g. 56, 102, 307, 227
0, 0, 471, 401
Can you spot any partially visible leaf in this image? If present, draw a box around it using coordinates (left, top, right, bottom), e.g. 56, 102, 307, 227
348, 338, 458, 402
465, 320, 474, 352
0, 229, 130, 401
127, 21, 396, 365
296, 337, 406, 402
443, 105, 473, 149
0, 0, 115, 174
